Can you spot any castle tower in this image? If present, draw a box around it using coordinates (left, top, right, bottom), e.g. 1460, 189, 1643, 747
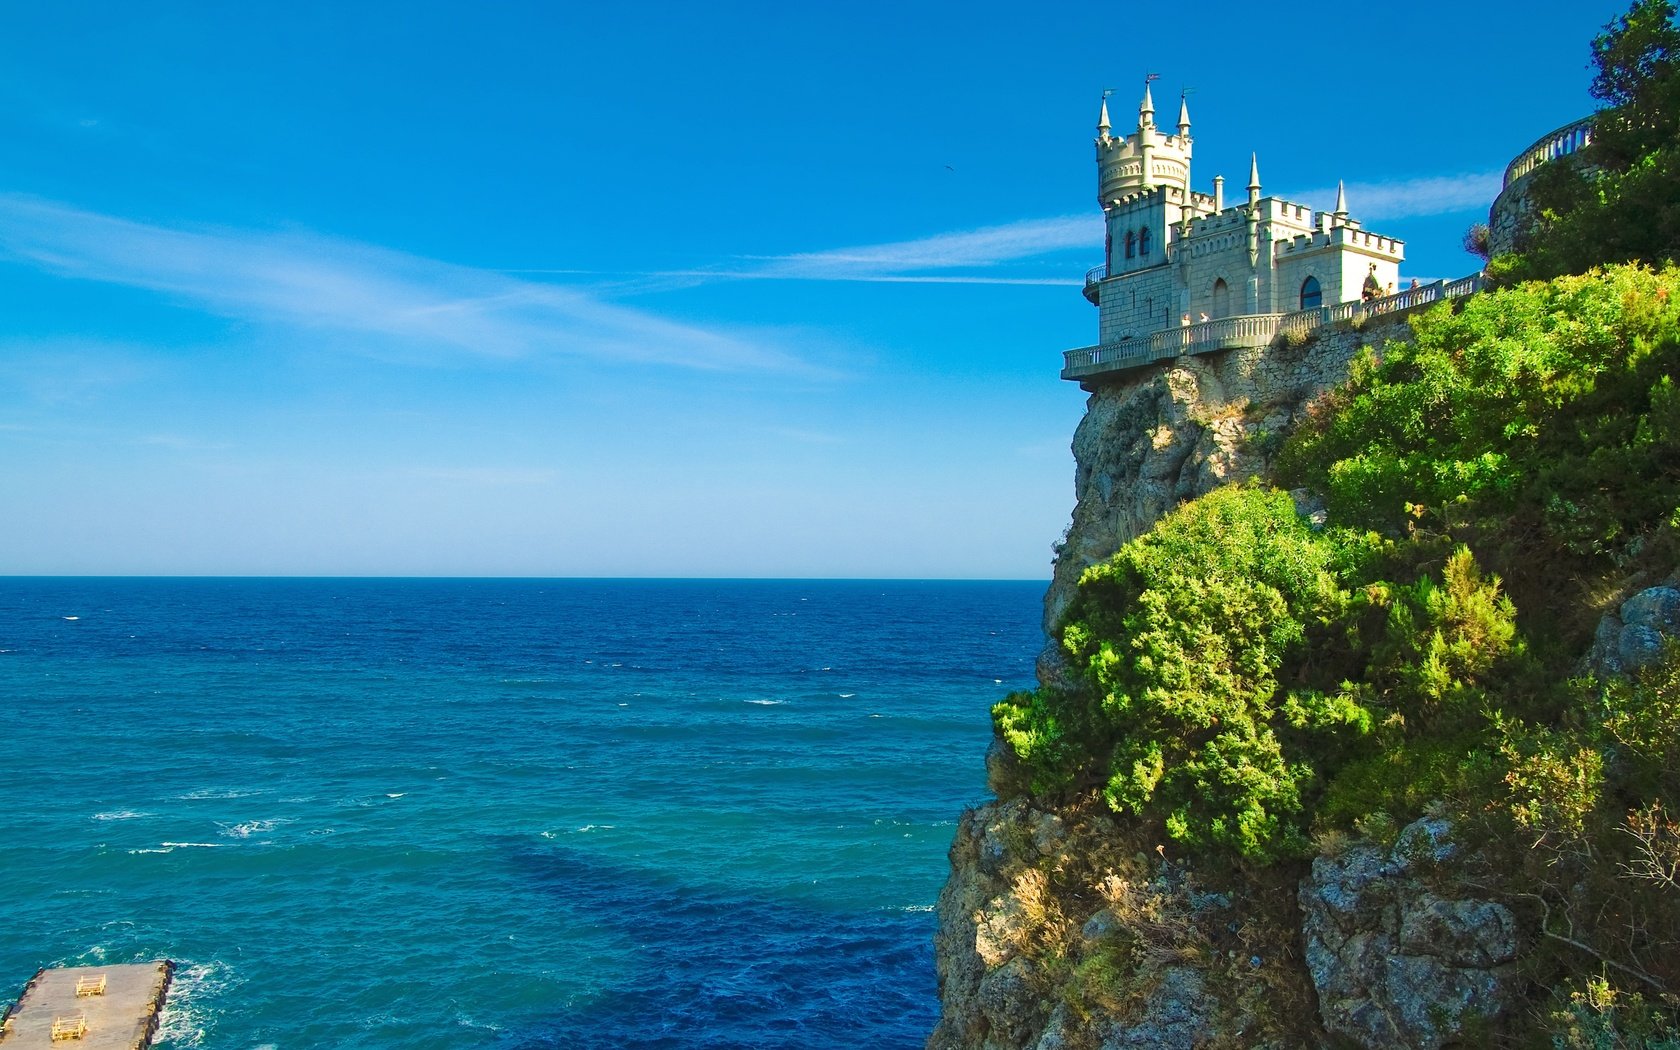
1095, 81, 1192, 206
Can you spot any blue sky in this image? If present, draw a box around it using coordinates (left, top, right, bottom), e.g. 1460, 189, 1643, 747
0, 1, 1628, 577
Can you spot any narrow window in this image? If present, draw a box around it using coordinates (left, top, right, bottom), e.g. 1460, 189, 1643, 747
1211, 278, 1230, 318
1300, 276, 1322, 310
1139, 227, 1152, 256
1125, 231, 1137, 259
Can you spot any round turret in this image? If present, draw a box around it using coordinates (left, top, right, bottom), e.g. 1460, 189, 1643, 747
1095, 80, 1192, 208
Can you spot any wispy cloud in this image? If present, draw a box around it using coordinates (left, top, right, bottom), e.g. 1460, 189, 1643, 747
626, 215, 1096, 287
1285, 170, 1503, 221
0, 194, 815, 375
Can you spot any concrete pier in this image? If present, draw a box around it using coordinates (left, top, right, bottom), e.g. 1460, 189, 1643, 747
0, 963, 172, 1049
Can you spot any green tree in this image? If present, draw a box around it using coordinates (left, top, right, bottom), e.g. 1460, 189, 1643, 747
1509, 0, 1680, 277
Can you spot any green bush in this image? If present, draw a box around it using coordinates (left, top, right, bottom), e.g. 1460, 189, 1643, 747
997, 486, 1369, 860
1279, 265, 1680, 635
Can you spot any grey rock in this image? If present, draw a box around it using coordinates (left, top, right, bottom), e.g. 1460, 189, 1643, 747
1620, 624, 1671, 672
1622, 586, 1680, 631
978, 957, 1050, 1048
1301, 818, 1519, 1049
1081, 908, 1118, 943
1394, 816, 1458, 870
1587, 582, 1680, 676
1096, 967, 1211, 1050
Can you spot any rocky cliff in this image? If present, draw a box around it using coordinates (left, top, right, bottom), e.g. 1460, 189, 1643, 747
929, 316, 1529, 1050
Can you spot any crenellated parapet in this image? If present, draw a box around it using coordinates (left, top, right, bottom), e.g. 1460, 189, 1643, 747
1095, 82, 1194, 207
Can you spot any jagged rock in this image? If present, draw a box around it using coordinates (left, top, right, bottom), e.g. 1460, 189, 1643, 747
1587, 581, 1680, 676
977, 957, 1051, 1047
1300, 818, 1519, 1049
1095, 967, 1211, 1049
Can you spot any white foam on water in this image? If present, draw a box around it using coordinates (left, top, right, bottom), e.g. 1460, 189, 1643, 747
127, 847, 172, 854
838, 693, 856, 698
160, 841, 223, 849
575, 824, 615, 833
155, 959, 240, 1048
177, 788, 263, 800
93, 809, 152, 821
385, 792, 406, 798
62, 615, 79, 621
743, 699, 782, 706
454, 1012, 504, 1032
217, 819, 287, 839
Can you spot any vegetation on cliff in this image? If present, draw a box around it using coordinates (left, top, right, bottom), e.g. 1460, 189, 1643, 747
994, 262, 1680, 1041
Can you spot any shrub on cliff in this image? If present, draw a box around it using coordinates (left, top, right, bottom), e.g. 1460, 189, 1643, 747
1278, 264, 1680, 634
998, 487, 1373, 860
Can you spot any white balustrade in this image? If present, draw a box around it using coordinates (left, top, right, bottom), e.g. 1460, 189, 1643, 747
1061, 271, 1488, 382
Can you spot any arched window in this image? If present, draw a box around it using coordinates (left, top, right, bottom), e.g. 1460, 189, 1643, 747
1124, 231, 1136, 259
1211, 278, 1230, 319
1300, 276, 1322, 310
1139, 227, 1152, 257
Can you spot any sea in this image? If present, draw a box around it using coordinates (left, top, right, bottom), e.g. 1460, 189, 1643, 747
0, 577, 1045, 1048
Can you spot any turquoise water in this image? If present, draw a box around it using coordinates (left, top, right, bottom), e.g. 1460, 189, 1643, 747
0, 578, 1043, 1047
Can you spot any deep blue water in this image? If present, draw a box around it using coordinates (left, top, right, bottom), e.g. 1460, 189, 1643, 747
0, 578, 1043, 1048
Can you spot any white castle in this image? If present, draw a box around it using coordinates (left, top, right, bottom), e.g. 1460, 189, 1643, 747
1068, 82, 1408, 382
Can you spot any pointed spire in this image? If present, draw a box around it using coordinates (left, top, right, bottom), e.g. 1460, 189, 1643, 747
1098, 97, 1111, 136
1248, 153, 1261, 192
1139, 81, 1155, 126
1177, 93, 1191, 136
1333, 180, 1348, 218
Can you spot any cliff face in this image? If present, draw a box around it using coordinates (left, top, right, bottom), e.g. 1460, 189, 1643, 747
1039, 319, 1404, 681
930, 318, 1524, 1050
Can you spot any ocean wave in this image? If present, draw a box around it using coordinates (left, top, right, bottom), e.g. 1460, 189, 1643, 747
92, 809, 152, 821
159, 841, 223, 849
155, 959, 240, 1048
176, 788, 263, 800
217, 819, 288, 839
743, 699, 782, 706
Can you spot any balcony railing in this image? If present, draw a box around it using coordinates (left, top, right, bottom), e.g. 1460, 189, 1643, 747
1061, 273, 1486, 383
1502, 117, 1595, 187
1082, 264, 1107, 305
